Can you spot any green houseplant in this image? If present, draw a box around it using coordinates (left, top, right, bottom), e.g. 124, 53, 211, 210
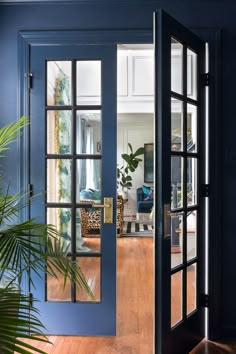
0, 117, 93, 354
117, 143, 145, 192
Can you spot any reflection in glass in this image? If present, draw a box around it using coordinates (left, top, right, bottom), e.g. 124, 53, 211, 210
171, 270, 183, 327
171, 156, 183, 209
187, 49, 198, 100
47, 208, 72, 252
76, 160, 101, 203
187, 211, 197, 261
187, 263, 197, 315
47, 159, 72, 203
76, 257, 101, 302
47, 111, 72, 154
187, 104, 198, 153
171, 99, 183, 152
187, 157, 197, 206
76, 111, 101, 154
77, 61, 101, 105
47, 257, 72, 301
76, 209, 100, 253
47, 61, 71, 106
171, 214, 183, 269
171, 38, 183, 94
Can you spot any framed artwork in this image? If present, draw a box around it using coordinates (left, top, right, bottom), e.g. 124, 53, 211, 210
144, 143, 154, 183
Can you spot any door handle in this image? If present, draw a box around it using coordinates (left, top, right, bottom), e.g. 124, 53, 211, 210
92, 197, 113, 224
92, 202, 111, 208
164, 203, 171, 239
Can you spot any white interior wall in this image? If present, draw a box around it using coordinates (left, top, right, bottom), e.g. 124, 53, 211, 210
117, 113, 154, 217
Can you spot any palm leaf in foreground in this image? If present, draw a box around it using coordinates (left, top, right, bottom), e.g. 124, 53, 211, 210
0, 116, 29, 156
0, 218, 94, 298
46, 237, 94, 299
0, 287, 50, 354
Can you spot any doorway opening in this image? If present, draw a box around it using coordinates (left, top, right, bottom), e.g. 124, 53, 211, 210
116, 43, 155, 351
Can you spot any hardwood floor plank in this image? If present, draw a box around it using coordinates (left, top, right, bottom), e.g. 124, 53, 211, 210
72, 337, 98, 354
68, 337, 82, 354
59, 337, 73, 354
50, 337, 65, 353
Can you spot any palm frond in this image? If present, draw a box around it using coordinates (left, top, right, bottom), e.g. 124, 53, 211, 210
0, 116, 29, 156
0, 221, 94, 299
0, 287, 50, 354
46, 237, 94, 299
0, 189, 29, 226
0, 220, 58, 284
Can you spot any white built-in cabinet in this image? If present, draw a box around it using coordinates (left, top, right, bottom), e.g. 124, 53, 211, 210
117, 48, 196, 113
117, 49, 154, 113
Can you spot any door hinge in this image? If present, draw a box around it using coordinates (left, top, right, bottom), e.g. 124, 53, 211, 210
29, 292, 33, 308
201, 184, 209, 197
27, 183, 33, 198
25, 73, 33, 89
200, 293, 209, 308
200, 73, 210, 87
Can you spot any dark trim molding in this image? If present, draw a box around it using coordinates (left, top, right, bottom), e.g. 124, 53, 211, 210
194, 28, 222, 340
19, 29, 153, 46
1, 0, 160, 4
208, 29, 222, 341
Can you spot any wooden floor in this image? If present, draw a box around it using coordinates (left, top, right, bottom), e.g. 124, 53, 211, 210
19, 237, 154, 354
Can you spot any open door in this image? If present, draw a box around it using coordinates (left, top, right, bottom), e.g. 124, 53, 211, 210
30, 44, 117, 335
154, 10, 206, 354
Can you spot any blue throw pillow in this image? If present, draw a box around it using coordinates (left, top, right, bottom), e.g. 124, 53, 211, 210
80, 189, 100, 213
142, 185, 153, 200
80, 188, 100, 200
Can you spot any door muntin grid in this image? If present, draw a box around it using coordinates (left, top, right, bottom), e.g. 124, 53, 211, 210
45, 59, 102, 303
170, 38, 199, 327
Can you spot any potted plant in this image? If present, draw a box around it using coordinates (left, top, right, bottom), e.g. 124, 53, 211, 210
117, 143, 145, 200
0, 117, 93, 354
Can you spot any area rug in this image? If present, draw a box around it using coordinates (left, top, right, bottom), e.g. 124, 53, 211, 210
122, 220, 153, 237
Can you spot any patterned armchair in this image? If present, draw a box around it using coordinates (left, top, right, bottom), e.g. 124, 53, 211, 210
80, 195, 124, 238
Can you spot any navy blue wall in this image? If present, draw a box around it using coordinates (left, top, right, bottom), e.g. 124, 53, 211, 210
0, 0, 234, 338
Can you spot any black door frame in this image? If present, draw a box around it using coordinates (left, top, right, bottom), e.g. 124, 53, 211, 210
18, 26, 222, 343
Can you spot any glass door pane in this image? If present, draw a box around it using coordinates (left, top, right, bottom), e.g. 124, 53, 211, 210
170, 34, 200, 329
46, 59, 102, 302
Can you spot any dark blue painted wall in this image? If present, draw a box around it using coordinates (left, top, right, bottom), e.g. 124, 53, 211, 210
0, 0, 234, 338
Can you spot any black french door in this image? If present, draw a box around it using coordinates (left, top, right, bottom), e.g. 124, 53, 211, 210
154, 10, 206, 354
